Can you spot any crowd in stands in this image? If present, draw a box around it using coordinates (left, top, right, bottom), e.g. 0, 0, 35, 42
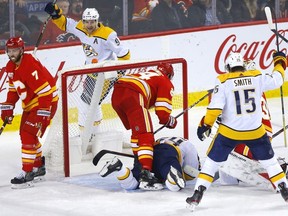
1, 0, 288, 49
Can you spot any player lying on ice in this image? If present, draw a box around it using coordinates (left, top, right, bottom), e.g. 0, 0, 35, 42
186, 51, 288, 211
99, 137, 201, 191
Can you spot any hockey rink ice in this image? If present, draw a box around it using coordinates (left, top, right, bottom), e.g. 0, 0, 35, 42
0, 97, 288, 216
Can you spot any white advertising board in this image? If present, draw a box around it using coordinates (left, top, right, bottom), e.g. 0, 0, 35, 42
0, 23, 287, 115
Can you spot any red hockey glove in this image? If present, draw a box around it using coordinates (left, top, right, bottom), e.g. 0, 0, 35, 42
273, 51, 287, 70
165, 116, 177, 129
23, 110, 51, 137
0, 103, 14, 124
197, 116, 211, 141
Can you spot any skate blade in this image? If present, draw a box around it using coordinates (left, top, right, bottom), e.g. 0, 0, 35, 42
11, 181, 34, 189
186, 202, 197, 212
33, 176, 45, 183
139, 182, 164, 191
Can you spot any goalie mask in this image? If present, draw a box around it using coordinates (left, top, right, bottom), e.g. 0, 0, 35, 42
157, 63, 174, 80
82, 8, 99, 21
225, 52, 245, 72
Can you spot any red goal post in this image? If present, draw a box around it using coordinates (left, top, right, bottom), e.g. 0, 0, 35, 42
44, 58, 188, 177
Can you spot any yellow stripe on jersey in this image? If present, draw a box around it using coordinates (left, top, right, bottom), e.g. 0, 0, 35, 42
273, 64, 285, 78
118, 50, 131, 60
270, 172, 286, 183
52, 15, 67, 31
118, 168, 131, 181
217, 70, 262, 83
204, 108, 222, 127
75, 22, 114, 38
218, 124, 266, 140
198, 173, 214, 183
119, 77, 151, 100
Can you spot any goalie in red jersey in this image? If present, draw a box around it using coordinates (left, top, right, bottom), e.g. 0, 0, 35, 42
0, 37, 59, 189
111, 63, 177, 190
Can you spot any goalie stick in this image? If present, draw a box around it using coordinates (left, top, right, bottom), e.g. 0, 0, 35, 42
153, 88, 214, 134
264, 6, 288, 147
33, 0, 57, 55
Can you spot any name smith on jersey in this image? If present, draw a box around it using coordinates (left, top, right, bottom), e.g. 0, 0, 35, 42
234, 78, 252, 87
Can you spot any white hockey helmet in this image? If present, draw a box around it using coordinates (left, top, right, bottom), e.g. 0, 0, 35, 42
82, 8, 99, 21
225, 52, 245, 72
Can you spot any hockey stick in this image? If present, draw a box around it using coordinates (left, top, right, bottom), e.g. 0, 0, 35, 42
93, 89, 214, 165
272, 124, 288, 139
0, 119, 8, 135
264, 7, 288, 44
33, 0, 57, 55
265, 7, 287, 147
153, 88, 213, 134
92, 149, 134, 166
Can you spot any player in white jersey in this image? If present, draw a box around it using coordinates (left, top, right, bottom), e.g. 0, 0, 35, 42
44, 2, 130, 152
99, 137, 201, 191
186, 51, 288, 211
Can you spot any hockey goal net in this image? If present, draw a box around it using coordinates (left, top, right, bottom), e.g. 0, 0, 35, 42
43, 58, 188, 177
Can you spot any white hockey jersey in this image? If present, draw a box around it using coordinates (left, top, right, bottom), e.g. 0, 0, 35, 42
204, 65, 284, 140
52, 15, 130, 64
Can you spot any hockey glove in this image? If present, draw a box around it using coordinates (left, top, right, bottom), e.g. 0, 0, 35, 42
197, 116, 211, 141
0, 103, 14, 124
44, 2, 62, 19
23, 110, 51, 138
273, 51, 287, 70
165, 116, 177, 129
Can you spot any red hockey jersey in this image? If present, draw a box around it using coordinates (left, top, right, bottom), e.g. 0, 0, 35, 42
116, 69, 174, 124
5, 53, 58, 111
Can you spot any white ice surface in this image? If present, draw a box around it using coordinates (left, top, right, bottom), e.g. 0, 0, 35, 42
0, 97, 287, 216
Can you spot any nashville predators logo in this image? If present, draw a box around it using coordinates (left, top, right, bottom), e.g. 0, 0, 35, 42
82, 43, 98, 57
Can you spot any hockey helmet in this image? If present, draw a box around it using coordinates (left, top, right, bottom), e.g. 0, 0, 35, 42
157, 63, 174, 80
6, 36, 24, 51
82, 8, 99, 21
225, 52, 245, 72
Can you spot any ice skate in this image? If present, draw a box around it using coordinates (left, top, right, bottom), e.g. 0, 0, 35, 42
11, 171, 35, 189
33, 156, 46, 183
168, 166, 185, 189
278, 182, 288, 202
99, 156, 123, 177
139, 169, 164, 191
186, 185, 206, 211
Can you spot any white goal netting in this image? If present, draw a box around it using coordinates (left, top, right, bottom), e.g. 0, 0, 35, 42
43, 58, 188, 177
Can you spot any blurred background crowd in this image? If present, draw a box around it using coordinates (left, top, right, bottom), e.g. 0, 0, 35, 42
0, 0, 288, 49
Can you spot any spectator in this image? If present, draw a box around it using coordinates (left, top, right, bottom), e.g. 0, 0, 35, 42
129, 0, 159, 34
255, 0, 288, 20
41, 0, 79, 44
68, 0, 83, 20
187, 0, 232, 27
151, 0, 189, 32
230, 0, 259, 22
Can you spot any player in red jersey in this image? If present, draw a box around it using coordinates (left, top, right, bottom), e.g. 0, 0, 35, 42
111, 63, 177, 190
0, 37, 59, 189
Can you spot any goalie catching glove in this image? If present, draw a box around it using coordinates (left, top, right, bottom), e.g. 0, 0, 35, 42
197, 116, 211, 141
0, 103, 14, 124
273, 51, 287, 70
44, 2, 62, 19
165, 116, 177, 129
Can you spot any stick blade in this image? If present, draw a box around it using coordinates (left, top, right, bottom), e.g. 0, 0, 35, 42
92, 150, 107, 166
264, 6, 275, 30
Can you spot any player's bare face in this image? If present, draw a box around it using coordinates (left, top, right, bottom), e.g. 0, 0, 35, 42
7, 48, 22, 64
83, 20, 97, 34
